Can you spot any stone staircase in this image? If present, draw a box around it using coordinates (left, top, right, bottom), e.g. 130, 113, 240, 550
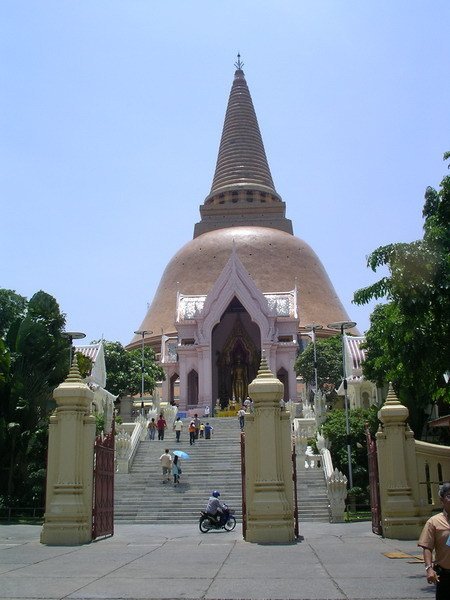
114, 417, 330, 523
114, 417, 242, 523
296, 461, 331, 522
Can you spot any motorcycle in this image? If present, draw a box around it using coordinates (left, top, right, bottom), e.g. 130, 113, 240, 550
199, 504, 236, 533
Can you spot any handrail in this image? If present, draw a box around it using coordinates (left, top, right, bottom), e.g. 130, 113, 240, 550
320, 447, 348, 523
115, 418, 146, 473
321, 447, 334, 479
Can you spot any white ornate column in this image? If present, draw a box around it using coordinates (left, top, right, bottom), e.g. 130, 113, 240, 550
197, 344, 210, 407
41, 360, 96, 545
244, 355, 295, 543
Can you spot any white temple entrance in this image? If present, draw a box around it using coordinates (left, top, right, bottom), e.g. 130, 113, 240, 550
212, 297, 260, 409
160, 248, 300, 412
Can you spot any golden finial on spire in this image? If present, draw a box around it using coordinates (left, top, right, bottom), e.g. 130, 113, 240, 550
234, 53, 244, 70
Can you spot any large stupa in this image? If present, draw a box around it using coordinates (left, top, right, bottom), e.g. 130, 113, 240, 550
128, 58, 353, 410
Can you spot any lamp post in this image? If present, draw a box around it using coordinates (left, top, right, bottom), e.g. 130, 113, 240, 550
300, 323, 323, 403
134, 330, 152, 413
327, 320, 356, 489
62, 331, 86, 368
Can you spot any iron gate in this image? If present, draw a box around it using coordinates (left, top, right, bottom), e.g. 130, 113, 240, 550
240, 432, 247, 539
365, 425, 382, 535
92, 424, 115, 540
292, 441, 299, 538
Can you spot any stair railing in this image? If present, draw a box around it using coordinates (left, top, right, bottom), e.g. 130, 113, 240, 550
320, 447, 348, 522
115, 417, 147, 473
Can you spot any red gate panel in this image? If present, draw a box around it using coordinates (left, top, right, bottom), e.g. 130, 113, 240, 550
365, 425, 382, 536
292, 442, 300, 538
240, 432, 247, 540
92, 428, 115, 540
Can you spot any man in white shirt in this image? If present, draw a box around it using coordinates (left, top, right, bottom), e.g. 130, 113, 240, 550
237, 408, 246, 430
159, 449, 172, 483
173, 417, 183, 442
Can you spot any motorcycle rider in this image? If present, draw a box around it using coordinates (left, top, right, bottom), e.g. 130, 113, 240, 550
206, 490, 228, 526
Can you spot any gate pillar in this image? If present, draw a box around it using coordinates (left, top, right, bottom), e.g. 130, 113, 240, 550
244, 354, 295, 543
41, 360, 96, 545
376, 383, 428, 540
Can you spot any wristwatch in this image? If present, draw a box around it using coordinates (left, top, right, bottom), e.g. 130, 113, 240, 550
425, 564, 433, 571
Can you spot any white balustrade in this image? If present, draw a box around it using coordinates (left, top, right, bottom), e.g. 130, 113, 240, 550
115, 429, 131, 474
304, 449, 321, 469
321, 447, 348, 522
136, 415, 148, 441
115, 419, 147, 473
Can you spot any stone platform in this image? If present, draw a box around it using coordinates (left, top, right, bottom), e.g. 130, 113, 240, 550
0, 521, 431, 599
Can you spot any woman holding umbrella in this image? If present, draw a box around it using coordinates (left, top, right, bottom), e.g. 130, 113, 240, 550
172, 450, 189, 486
172, 455, 181, 486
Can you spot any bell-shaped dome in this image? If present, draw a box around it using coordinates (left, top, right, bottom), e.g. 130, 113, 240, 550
129, 227, 351, 347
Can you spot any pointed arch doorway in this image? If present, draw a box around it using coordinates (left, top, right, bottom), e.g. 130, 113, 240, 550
211, 297, 260, 408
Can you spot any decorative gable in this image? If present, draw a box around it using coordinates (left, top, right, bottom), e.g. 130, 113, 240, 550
196, 246, 274, 344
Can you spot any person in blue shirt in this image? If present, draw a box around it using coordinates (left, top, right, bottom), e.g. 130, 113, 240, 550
204, 422, 213, 439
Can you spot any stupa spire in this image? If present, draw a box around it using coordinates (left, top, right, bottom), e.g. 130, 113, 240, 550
209, 55, 276, 197
194, 57, 292, 238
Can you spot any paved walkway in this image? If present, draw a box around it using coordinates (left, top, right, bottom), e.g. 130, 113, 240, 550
0, 521, 434, 600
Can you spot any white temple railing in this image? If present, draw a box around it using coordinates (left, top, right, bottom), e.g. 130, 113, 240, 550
320, 446, 348, 522
115, 416, 147, 473
414, 440, 450, 510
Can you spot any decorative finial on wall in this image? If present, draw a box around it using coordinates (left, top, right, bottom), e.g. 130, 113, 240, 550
234, 53, 244, 70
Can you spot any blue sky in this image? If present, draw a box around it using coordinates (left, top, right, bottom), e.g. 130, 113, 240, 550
1, 1, 449, 345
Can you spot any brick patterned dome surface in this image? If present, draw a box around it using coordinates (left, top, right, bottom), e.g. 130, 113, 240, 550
129, 226, 351, 348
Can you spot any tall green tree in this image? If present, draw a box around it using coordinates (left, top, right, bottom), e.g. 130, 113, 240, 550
0, 289, 68, 505
98, 340, 165, 398
294, 335, 343, 400
354, 153, 450, 436
0, 289, 27, 338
